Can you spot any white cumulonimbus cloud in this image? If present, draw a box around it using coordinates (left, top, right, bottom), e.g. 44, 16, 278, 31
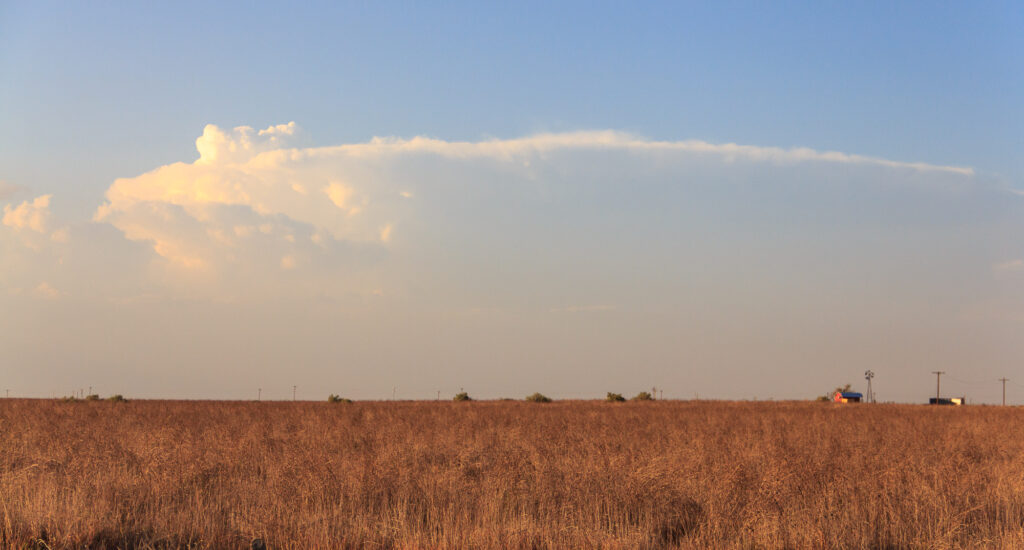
94, 123, 408, 272
93, 122, 976, 274
5, 121, 1006, 308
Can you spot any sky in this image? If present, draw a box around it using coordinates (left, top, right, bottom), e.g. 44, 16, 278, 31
1, 2, 1022, 403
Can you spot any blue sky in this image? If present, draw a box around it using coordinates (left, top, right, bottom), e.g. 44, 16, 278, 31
3, 2, 1021, 198
1, 2, 1022, 402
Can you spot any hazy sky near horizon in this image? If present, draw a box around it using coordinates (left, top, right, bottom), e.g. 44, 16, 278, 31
2, 2, 1023, 402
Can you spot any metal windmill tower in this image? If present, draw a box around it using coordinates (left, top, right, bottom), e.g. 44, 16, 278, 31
864, 370, 875, 403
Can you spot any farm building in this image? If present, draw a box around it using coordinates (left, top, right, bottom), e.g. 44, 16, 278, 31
929, 397, 965, 406
833, 391, 863, 403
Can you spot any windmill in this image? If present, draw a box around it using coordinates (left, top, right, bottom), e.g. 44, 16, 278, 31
864, 370, 875, 403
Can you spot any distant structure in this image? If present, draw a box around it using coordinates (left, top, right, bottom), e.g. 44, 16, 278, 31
833, 391, 863, 403
929, 397, 965, 406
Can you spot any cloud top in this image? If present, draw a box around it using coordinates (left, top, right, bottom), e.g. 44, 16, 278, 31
308, 131, 974, 175
195, 122, 297, 165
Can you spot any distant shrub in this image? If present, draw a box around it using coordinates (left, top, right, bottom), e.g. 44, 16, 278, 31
85, 394, 100, 401
453, 392, 472, 402
632, 391, 654, 401
107, 394, 127, 403
819, 384, 853, 402
61, 396, 78, 403
328, 394, 352, 404
606, 392, 626, 402
525, 392, 552, 403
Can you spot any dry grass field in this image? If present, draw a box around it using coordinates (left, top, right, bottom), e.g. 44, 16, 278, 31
2, 399, 1024, 549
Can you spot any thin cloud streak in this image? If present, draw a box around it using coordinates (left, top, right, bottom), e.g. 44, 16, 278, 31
306, 131, 975, 175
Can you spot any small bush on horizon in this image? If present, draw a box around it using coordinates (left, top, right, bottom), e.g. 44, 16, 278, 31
606, 392, 626, 402
819, 383, 853, 402
328, 394, 352, 404
453, 392, 472, 402
107, 394, 127, 403
632, 391, 654, 401
61, 396, 78, 403
85, 394, 100, 401
526, 393, 552, 403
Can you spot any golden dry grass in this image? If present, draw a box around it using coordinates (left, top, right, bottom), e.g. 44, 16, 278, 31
2, 399, 1024, 549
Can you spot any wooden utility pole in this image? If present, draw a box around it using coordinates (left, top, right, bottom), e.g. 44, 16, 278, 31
1000, 378, 1009, 406
258, 388, 262, 401
932, 371, 945, 403
293, 385, 297, 401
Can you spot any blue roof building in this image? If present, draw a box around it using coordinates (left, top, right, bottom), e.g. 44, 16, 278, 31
833, 391, 863, 403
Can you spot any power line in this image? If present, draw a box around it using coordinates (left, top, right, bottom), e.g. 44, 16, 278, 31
945, 375, 998, 387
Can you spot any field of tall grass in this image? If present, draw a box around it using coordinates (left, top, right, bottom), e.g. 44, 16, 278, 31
2, 399, 1023, 548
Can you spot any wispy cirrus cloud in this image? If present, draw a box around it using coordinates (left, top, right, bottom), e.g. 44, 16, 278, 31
320, 131, 974, 176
